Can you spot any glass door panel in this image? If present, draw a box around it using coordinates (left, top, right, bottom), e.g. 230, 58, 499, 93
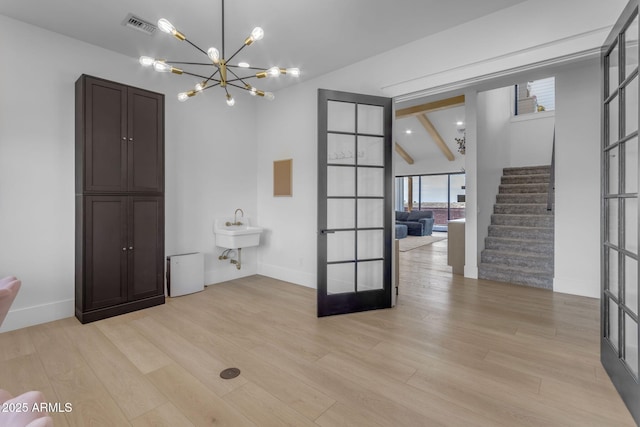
601, 5, 640, 422
328, 101, 355, 132
450, 174, 466, 220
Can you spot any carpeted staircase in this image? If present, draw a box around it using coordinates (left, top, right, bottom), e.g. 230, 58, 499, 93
478, 165, 554, 289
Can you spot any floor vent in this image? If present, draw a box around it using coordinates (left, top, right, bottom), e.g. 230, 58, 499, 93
122, 13, 157, 36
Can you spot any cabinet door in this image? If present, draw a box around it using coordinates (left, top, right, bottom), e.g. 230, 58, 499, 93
84, 78, 127, 192
128, 196, 164, 300
127, 88, 164, 192
85, 196, 128, 310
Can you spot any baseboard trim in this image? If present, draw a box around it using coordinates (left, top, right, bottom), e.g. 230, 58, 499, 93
257, 263, 316, 289
0, 299, 75, 333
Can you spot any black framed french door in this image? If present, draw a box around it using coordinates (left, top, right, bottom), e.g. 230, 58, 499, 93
317, 89, 393, 317
602, 1, 640, 423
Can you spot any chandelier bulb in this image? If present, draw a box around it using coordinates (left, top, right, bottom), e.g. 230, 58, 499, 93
139, 56, 155, 67
238, 62, 250, 68
177, 92, 189, 102
153, 61, 172, 73
157, 19, 176, 34
226, 94, 235, 106
195, 82, 206, 92
286, 67, 300, 77
267, 66, 280, 77
245, 27, 264, 45
207, 47, 220, 64
264, 92, 275, 101
251, 27, 264, 41
249, 87, 257, 96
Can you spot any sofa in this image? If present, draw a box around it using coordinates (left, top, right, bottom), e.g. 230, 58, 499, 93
395, 210, 435, 236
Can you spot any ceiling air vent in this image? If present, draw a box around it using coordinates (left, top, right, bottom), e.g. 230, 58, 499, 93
122, 13, 157, 36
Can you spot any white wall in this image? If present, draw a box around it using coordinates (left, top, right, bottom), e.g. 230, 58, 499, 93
554, 59, 601, 298
476, 87, 512, 257
509, 113, 556, 167
0, 15, 259, 332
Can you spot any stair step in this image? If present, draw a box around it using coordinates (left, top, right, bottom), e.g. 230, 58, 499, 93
488, 225, 554, 241
496, 193, 549, 204
481, 249, 553, 270
485, 237, 553, 254
501, 174, 550, 185
478, 263, 553, 289
494, 204, 552, 215
499, 183, 550, 194
491, 214, 554, 228
503, 165, 551, 176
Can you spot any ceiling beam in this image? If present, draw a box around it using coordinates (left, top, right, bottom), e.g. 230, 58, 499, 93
395, 94, 465, 119
416, 114, 455, 161
394, 143, 414, 165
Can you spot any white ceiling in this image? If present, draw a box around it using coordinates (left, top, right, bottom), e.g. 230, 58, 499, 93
0, 0, 526, 91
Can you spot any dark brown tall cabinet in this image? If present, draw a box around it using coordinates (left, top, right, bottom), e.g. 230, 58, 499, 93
75, 75, 165, 323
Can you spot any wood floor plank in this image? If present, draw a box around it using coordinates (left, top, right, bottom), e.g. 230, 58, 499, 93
95, 321, 173, 374
146, 364, 256, 427
64, 323, 166, 420
0, 327, 35, 362
131, 402, 195, 427
223, 382, 318, 427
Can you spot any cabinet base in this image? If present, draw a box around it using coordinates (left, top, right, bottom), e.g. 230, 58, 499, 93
75, 295, 165, 324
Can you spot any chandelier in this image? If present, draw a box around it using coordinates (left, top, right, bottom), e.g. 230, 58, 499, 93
138, 0, 300, 106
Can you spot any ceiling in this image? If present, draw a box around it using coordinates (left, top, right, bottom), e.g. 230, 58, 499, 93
0, 0, 526, 92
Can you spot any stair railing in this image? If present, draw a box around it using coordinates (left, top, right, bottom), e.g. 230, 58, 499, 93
547, 128, 555, 212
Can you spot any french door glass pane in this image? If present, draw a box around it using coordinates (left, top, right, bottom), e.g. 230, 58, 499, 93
327, 263, 354, 294
358, 199, 384, 228
357, 168, 384, 197
626, 137, 638, 194
358, 136, 384, 166
609, 147, 619, 194
626, 257, 638, 315
327, 231, 354, 262
625, 15, 639, 77
609, 44, 619, 97
625, 77, 638, 136
610, 97, 620, 145
610, 248, 620, 298
357, 230, 383, 260
625, 314, 639, 377
626, 198, 638, 253
357, 104, 383, 135
328, 134, 355, 165
609, 297, 620, 350
327, 199, 355, 229
357, 261, 384, 291
608, 199, 619, 246
327, 101, 355, 133
328, 166, 354, 197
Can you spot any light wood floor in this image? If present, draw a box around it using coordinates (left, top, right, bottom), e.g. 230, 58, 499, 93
0, 238, 636, 426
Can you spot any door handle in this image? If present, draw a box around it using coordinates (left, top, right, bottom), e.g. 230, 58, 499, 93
320, 229, 335, 234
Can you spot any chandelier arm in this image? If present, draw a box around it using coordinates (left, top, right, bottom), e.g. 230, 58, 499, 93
227, 65, 268, 71
201, 82, 221, 91
226, 82, 252, 91
184, 38, 209, 56
226, 68, 251, 87
165, 61, 218, 66
225, 44, 249, 65
182, 70, 219, 80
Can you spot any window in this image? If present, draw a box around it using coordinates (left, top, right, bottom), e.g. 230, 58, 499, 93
395, 172, 465, 231
515, 77, 555, 115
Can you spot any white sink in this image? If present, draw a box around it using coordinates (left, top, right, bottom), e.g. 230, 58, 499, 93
214, 219, 263, 249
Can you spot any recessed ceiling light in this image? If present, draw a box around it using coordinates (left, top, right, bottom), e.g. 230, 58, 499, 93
456, 121, 464, 126
238, 62, 250, 68
405, 129, 412, 134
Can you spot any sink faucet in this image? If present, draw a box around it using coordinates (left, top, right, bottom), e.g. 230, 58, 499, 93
225, 208, 244, 226
233, 208, 244, 225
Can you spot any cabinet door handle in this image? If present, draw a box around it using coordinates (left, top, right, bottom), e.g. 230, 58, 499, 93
122, 247, 127, 251
129, 246, 134, 250
122, 137, 126, 140
129, 137, 134, 141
